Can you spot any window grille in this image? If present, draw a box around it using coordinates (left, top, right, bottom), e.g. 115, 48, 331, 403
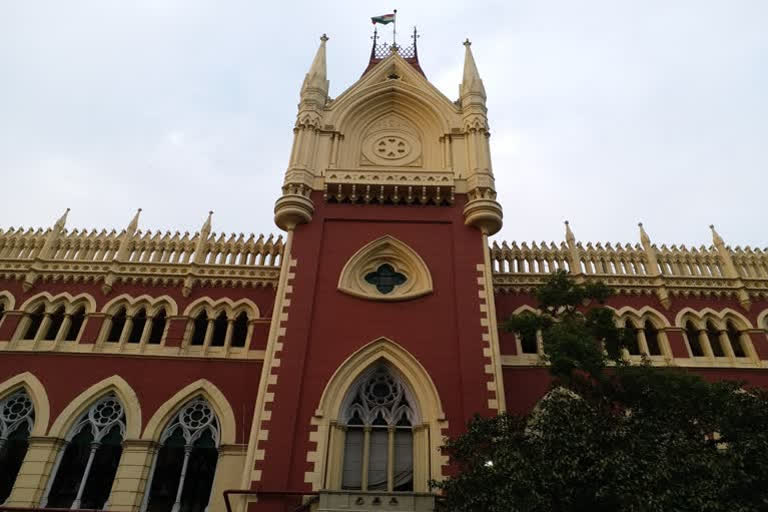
0, 390, 34, 503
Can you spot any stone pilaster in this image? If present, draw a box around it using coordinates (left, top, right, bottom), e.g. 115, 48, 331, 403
5, 436, 65, 507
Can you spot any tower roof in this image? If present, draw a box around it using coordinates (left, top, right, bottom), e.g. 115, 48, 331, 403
363, 26, 425, 77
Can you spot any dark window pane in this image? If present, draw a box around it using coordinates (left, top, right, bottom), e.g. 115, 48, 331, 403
44, 307, 65, 340
707, 321, 724, 357
727, 322, 746, 358
47, 427, 94, 508
65, 308, 86, 341
231, 312, 248, 348
365, 264, 407, 294
107, 308, 127, 342
148, 309, 167, 344
128, 309, 147, 344
179, 430, 218, 512
211, 312, 227, 347
644, 321, 662, 356
190, 312, 208, 346
80, 425, 123, 509
686, 321, 703, 357
146, 429, 186, 512
23, 306, 45, 339
0, 425, 31, 503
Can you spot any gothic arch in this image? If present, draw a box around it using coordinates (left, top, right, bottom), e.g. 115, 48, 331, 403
0, 372, 50, 436
101, 293, 179, 317
18, 291, 96, 314
307, 337, 447, 491
48, 376, 141, 439
757, 309, 768, 331
674, 307, 753, 329
182, 297, 260, 318
0, 290, 16, 310
512, 305, 539, 315
613, 305, 672, 328
142, 379, 236, 445
338, 235, 433, 301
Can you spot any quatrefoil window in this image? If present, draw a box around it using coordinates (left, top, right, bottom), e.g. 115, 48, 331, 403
364, 264, 407, 294
375, 136, 410, 159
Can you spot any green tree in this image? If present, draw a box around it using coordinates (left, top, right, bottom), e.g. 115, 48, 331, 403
433, 271, 768, 512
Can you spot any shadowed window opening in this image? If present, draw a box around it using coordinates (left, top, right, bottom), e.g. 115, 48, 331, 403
44, 395, 125, 510
128, 308, 147, 344
149, 309, 166, 344
727, 322, 746, 358
0, 390, 35, 504
65, 307, 86, 341
211, 312, 227, 347
231, 312, 248, 348
44, 306, 66, 340
624, 320, 641, 355
107, 307, 127, 342
23, 305, 45, 340
685, 321, 704, 357
190, 312, 208, 346
142, 398, 219, 512
520, 331, 538, 354
644, 321, 662, 356
707, 321, 724, 357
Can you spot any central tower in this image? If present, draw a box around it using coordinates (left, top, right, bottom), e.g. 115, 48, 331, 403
243, 33, 506, 511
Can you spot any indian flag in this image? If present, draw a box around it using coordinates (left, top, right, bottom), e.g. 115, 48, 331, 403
371, 13, 395, 25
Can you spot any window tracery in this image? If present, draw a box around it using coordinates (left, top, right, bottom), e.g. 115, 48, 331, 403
340, 366, 416, 492
0, 390, 35, 503
141, 398, 220, 512
43, 394, 126, 510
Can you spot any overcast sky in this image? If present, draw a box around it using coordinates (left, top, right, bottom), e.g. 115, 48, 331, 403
1, 1, 766, 249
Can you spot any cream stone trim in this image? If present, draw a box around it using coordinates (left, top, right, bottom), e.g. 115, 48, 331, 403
0, 372, 50, 436
0, 290, 16, 310
241, 230, 296, 489
478, 235, 505, 412
612, 305, 672, 327
17, 291, 96, 315
674, 307, 754, 329
101, 293, 179, 316
757, 309, 768, 331
47, 375, 142, 439
338, 235, 433, 302
141, 378, 236, 445
303, 337, 448, 492
182, 297, 260, 318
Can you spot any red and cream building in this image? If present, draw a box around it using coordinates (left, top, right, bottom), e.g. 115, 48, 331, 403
0, 33, 767, 512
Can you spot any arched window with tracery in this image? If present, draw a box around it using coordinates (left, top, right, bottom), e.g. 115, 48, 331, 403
340, 365, 416, 492
141, 398, 220, 512
43, 395, 125, 510
0, 390, 34, 504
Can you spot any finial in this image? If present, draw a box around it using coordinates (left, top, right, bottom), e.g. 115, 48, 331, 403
320, 33, 328, 43
126, 208, 142, 235
53, 208, 71, 231
463, 38, 471, 47
564, 220, 575, 245
710, 224, 724, 246
638, 222, 651, 246
461, 38, 485, 100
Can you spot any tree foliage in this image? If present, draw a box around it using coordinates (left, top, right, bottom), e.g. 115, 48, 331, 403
433, 271, 768, 511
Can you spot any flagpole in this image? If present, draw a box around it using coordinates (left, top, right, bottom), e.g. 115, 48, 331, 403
393, 9, 397, 47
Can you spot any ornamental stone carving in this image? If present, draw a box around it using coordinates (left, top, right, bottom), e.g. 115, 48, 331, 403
360, 115, 422, 167
338, 236, 433, 302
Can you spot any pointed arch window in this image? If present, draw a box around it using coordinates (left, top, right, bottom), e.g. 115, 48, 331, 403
623, 319, 641, 356
643, 321, 662, 356
65, 307, 86, 342
43, 395, 125, 510
231, 312, 248, 348
44, 306, 66, 341
685, 321, 704, 357
190, 312, 208, 346
340, 365, 416, 492
141, 398, 220, 512
22, 305, 45, 340
107, 308, 127, 342
0, 390, 35, 503
726, 321, 747, 358
148, 308, 167, 345
211, 312, 228, 347
128, 308, 148, 344
706, 321, 725, 357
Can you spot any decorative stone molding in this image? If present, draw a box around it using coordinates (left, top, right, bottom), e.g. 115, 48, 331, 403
338, 236, 433, 302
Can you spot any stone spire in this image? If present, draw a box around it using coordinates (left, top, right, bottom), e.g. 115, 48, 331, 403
126, 208, 142, 236
564, 220, 575, 246
193, 211, 213, 266
638, 222, 651, 247
710, 224, 725, 247
52, 207, 70, 232
301, 34, 329, 100
460, 39, 486, 102
201, 210, 213, 236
